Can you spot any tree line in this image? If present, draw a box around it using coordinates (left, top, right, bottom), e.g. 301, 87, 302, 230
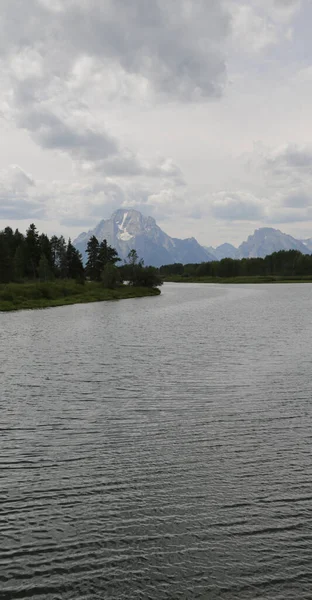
159, 249, 312, 279
0, 225, 162, 288
0, 224, 84, 283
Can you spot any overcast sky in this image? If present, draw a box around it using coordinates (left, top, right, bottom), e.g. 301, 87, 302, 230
1, 0, 312, 246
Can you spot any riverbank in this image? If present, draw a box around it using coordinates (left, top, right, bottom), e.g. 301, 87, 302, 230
164, 275, 312, 284
0, 280, 161, 312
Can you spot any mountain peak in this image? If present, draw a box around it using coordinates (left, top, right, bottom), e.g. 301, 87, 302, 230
74, 208, 213, 266
238, 227, 309, 258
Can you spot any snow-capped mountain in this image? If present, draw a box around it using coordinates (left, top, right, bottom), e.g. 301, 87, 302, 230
74, 209, 215, 267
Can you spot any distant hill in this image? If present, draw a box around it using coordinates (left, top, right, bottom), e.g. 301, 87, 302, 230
236, 228, 309, 259
210, 243, 238, 260
73, 209, 215, 267
209, 228, 312, 260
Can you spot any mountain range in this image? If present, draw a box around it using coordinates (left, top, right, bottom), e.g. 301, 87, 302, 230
73, 209, 312, 266
74, 209, 215, 267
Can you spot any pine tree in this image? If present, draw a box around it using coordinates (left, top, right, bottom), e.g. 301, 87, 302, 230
85, 235, 100, 280
38, 254, 53, 281
0, 235, 13, 283
66, 240, 84, 281
25, 224, 40, 278
50, 235, 68, 278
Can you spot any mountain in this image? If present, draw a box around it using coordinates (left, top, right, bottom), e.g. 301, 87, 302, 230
302, 238, 312, 252
236, 227, 310, 259
208, 228, 312, 260
211, 243, 238, 260
74, 209, 215, 267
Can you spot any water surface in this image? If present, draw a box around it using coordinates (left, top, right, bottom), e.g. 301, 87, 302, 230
1, 283, 312, 599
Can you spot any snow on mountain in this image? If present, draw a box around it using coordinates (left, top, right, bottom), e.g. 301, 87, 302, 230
74, 209, 214, 267
74, 216, 312, 267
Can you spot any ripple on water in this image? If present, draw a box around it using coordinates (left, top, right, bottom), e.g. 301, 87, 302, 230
1, 283, 312, 599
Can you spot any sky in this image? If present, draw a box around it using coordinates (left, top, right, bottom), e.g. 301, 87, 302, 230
1, 0, 312, 247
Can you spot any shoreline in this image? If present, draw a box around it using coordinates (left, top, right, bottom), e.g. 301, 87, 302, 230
0, 282, 161, 312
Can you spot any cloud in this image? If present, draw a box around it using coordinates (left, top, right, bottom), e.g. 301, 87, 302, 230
283, 191, 312, 208
211, 191, 265, 220
265, 144, 312, 172
228, 0, 301, 53
0, 1, 199, 185
18, 109, 119, 161
0, 0, 230, 101
0, 165, 46, 219
0, 164, 185, 227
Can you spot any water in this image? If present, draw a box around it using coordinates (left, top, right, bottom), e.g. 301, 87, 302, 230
1, 282, 312, 599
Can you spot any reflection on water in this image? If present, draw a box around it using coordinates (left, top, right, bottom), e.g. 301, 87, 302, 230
1, 283, 312, 599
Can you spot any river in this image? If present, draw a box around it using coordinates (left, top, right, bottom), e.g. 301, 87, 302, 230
1, 282, 312, 599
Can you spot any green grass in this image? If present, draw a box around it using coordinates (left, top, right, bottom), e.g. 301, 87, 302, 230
164, 275, 312, 284
0, 280, 161, 312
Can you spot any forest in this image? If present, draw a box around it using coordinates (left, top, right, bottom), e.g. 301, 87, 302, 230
0, 224, 162, 288
160, 250, 312, 282
1, 222, 312, 301
0, 225, 162, 311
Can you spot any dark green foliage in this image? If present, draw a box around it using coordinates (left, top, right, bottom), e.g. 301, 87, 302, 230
0, 224, 84, 283
160, 249, 312, 281
24, 224, 41, 278
101, 263, 121, 288
86, 236, 121, 281
38, 254, 54, 281
0, 280, 160, 312
50, 235, 68, 278
85, 235, 100, 280
122, 250, 163, 287
0, 236, 13, 284
66, 240, 85, 281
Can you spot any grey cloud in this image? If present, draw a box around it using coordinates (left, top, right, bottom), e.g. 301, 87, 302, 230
0, 202, 46, 220
283, 191, 312, 208
18, 109, 119, 161
16, 106, 183, 181
274, 0, 301, 8
0, 0, 230, 201
1, 0, 230, 101
0, 165, 47, 219
93, 154, 184, 182
267, 208, 312, 224
211, 192, 265, 221
266, 145, 312, 171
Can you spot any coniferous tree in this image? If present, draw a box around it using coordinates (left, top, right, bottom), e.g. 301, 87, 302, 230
98, 239, 120, 269
0, 235, 13, 283
25, 224, 41, 278
66, 240, 84, 281
13, 244, 26, 280
38, 254, 54, 281
50, 235, 68, 278
85, 235, 100, 280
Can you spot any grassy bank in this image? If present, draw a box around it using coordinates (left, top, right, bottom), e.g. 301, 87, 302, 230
164, 275, 312, 284
0, 280, 161, 312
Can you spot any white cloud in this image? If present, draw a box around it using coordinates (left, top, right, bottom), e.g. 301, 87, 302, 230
228, 0, 302, 53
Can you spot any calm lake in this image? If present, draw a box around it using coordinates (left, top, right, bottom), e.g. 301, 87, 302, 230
1, 282, 312, 599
